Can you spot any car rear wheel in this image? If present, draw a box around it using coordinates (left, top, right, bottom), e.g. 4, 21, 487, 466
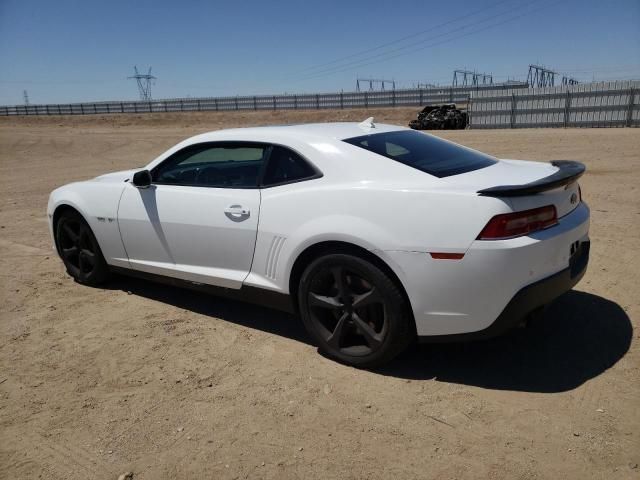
298, 254, 414, 368
55, 210, 109, 286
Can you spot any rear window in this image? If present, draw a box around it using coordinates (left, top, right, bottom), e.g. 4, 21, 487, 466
343, 130, 497, 178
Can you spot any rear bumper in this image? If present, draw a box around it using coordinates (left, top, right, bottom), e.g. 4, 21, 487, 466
382, 202, 590, 337
418, 240, 589, 342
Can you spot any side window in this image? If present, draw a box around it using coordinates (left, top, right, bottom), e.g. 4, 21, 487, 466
152, 143, 267, 188
262, 146, 318, 186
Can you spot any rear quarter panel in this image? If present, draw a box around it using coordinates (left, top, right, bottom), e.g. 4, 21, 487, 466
245, 178, 512, 293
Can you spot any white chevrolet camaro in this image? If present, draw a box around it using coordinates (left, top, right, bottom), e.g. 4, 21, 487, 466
48, 119, 590, 367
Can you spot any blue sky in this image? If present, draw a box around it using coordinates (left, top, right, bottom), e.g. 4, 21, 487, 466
0, 0, 638, 105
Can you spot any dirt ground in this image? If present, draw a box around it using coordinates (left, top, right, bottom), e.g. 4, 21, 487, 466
0, 109, 638, 480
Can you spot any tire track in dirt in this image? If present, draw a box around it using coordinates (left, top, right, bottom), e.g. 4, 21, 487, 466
1, 428, 117, 479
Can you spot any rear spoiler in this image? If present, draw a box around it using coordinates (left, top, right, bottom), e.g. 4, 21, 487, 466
477, 160, 586, 197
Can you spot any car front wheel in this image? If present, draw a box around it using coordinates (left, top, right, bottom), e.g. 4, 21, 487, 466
55, 209, 109, 286
298, 253, 414, 368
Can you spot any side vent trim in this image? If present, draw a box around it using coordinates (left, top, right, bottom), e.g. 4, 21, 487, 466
265, 235, 286, 280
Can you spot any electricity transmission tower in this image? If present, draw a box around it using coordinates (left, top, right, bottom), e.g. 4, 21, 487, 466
527, 65, 579, 87
527, 65, 558, 87
562, 76, 579, 86
356, 78, 396, 91
128, 66, 156, 101
452, 70, 493, 87
23, 90, 29, 105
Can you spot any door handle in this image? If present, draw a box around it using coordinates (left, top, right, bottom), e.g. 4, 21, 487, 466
224, 205, 250, 216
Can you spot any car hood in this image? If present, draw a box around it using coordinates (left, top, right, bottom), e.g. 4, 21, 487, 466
92, 169, 139, 183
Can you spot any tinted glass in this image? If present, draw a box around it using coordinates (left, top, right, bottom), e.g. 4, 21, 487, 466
153, 143, 267, 188
343, 130, 496, 178
262, 146, 317, 186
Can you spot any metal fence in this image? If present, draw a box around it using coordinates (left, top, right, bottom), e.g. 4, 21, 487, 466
468, 80, 640, 128
4, 80, 638, 129
0, 83, 526, 116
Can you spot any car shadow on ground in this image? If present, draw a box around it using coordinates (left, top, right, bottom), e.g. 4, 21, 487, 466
379, 290, 633, 392
111, 276, 632, 393
111, 275, 312, 345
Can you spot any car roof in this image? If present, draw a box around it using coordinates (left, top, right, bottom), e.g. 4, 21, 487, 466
145, 121, 429, 186
190, 121, 407, 142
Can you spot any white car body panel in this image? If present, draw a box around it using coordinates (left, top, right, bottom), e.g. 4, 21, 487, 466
386, 203, 589, 335
48, 179, 131, 268
117, 184, 260, 288
47, 122, 590, 338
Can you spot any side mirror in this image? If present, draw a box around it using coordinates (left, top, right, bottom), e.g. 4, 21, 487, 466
132, 170, 152, 188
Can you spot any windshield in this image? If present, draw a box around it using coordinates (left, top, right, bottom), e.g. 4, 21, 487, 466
343, 130, 497, 178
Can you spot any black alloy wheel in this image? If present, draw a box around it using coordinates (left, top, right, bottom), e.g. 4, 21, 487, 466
299, 254, 414, 368
56, 210, 109, 286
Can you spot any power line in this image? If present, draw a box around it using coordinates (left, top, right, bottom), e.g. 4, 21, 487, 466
555, 65, 640, 74
295, 0, 553, 82
295, 0, 513, 75
297, 0, 561, 82
298, 0, 549, 81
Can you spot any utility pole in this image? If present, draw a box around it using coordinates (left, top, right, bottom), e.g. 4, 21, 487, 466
23, 90, 29, 105
128, 66, 156, 101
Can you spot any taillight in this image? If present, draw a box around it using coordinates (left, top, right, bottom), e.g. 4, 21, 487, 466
477, 205, 558, 240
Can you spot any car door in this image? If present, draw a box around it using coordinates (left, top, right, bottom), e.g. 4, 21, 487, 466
117, 142, 266, 289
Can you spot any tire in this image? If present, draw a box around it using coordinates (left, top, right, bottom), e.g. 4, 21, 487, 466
55, 209, 110, 286
298, 254, 414, 368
